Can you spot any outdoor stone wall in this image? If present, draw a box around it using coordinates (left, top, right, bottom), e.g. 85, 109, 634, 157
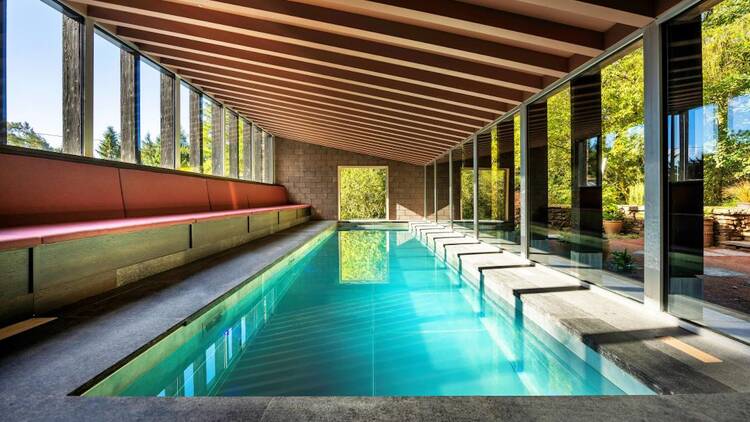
707, 207, 750, 244
275, 138, 425, 221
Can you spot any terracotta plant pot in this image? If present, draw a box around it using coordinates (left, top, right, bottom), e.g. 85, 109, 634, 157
603, 220, 623, 236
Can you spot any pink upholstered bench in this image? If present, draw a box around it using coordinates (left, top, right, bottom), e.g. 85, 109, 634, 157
0, 153, 311, 251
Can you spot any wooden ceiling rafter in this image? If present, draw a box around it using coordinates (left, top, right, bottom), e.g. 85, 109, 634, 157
68, 0, 657, 165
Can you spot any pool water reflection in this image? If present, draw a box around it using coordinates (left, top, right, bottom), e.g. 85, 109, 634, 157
87, 228, 650, 396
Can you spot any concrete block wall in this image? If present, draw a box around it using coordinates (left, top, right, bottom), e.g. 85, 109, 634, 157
275, 138, 425, 220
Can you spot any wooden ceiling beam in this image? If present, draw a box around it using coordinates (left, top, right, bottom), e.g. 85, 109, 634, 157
290, 0, 604, 56
176, 71, 482, 132
211, 95, 458, 146
104, 22, 527, 105
189, 82, 466, 141
256, 122, 439, 162
511, 0, 654, 28
220, 103, 450, 155
81, 0, 569, 77
262, 127, 433, 165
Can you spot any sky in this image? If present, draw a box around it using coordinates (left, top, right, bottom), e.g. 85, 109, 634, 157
7, 0, 161, 153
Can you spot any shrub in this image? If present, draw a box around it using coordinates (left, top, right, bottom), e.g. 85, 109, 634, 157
609, 249, 634, 273
726, 181, 750, 204
603, 204, 625, 221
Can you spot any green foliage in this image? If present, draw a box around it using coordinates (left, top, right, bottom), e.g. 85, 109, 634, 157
602, 47, 645, 207
603, 204, 625, 221
701, 0, 750, 205
609, 249, 634, 273
202, 104, 212, 174
627, 182, 645, 206
726, 180, 750, 203
7, 121, 58, 152
339, 167, 387, 220
178, 130, 190, 171
96, 126, 120, 160
547, 88, 571, 207
140, 133, 161, 167
460, 168, 474, 220
338, 230, 387, 283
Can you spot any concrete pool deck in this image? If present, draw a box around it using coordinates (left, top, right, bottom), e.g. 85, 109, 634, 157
0, 220, 748, 421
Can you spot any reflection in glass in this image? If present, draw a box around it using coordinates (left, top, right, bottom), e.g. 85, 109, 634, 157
456, 139, 475, 235
527, 44, 645, 301
338, 230, 389, 283
477, 119, 521, 253
665, 0, 750, 342
426, 162, 435, 221
436, 154, 451, 224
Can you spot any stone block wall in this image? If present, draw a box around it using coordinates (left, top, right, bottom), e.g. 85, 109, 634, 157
275, 138, 425, 221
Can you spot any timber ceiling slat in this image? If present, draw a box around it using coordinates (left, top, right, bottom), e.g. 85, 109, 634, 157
85, 4, 534, 102
70, 0, 653, 165
177, 73, 479, 134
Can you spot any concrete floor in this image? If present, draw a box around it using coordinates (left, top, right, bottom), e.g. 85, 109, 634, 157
1, 220, 749, 421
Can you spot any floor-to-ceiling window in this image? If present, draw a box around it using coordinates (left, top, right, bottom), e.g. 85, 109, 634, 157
526, 43, 645, 301
477, 118, 520, 253
436, 153, 451, 224
6, 0, 65, 153
455, 139, 475, 235
664, 0, 750, 342
426, 162, 435, 221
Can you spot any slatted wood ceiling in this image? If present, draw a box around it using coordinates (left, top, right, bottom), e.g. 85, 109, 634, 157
68, 0, 677, 165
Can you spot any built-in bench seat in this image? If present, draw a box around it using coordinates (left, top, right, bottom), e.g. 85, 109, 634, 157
0, 153, 312, 324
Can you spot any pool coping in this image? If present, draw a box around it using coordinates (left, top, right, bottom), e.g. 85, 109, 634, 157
410, 222, 750, 395
0, 220, 748, 421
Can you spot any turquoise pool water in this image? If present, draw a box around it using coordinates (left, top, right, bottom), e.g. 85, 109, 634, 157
86, 227, 649, 396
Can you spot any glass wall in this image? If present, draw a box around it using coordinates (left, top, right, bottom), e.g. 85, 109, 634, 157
139, 58, 163, 167
93, 31, 122, 161
6, 0, 64, 153
664, 0, 750, 342
477, 120, 520, 253
455, 139, 475, 235
526, 43, 645, 301
426, 162, 435, 221
436, 153, 451, 224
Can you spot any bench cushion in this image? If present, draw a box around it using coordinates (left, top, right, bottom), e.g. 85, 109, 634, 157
0, 154, 125, 227
0, 204, 311, 250
248, 184, 289, 207
206, 180, 249, 211
120, 169, 211, 217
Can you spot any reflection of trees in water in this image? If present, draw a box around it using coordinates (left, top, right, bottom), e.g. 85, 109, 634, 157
339, 231, 387, 283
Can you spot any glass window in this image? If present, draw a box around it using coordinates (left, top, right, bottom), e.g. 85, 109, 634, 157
527, 44, 644, 301
338, 166, 388, 220
139, 58, 162, 167
202, 96, 213, 174
93, 31, 122, 160
238, 118, 246, 179
477, 118, 520, 253
436, 153, 451, 224
224, 110, 232, 177
6, 0, 64, 153
426, 162, 435, 220
253, 127, 263, 182
178, 82, 193, 172
664, 0, 750, 342
457, 139, 475, 235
